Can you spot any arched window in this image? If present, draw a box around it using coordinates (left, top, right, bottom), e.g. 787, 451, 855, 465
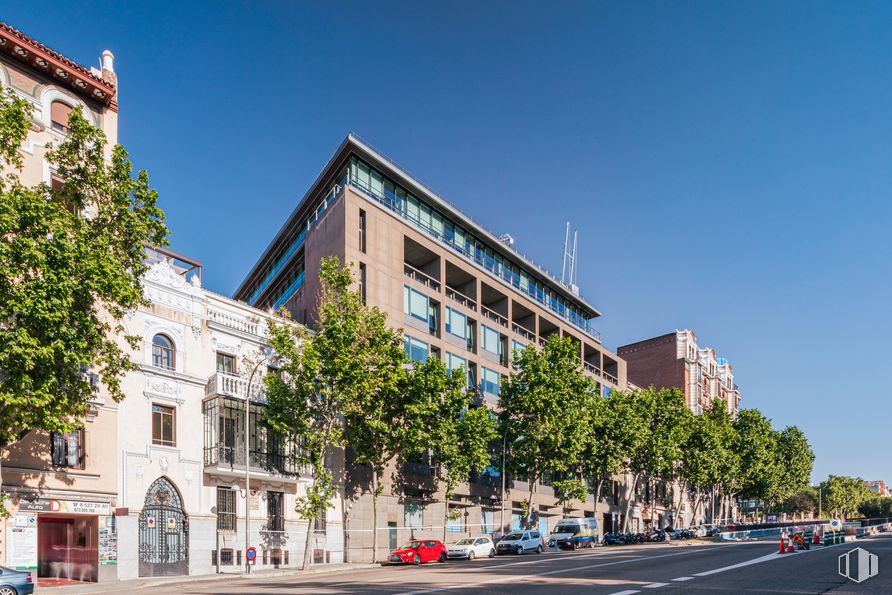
152, 334, 175, 370
51, 100, 74, 133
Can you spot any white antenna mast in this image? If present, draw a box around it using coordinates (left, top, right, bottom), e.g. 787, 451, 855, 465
561, 222, 578, 290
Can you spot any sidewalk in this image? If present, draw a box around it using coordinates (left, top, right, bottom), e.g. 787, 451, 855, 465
36, 563, 380, 594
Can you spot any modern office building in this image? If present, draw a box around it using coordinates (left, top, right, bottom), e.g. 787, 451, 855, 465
0, 22, 120, 585
235, 134, 631, 561
617, 330, 741, 415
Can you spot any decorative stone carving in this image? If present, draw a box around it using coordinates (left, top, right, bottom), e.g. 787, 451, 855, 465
144, 376, 183, 404
143, 259, 202, 295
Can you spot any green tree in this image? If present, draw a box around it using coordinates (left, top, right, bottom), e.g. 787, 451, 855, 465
400, 358, 497, 540
614, 387, 689, 531
783, 486, 818, 519
768, 426, 814, 509
265, 257, 404, 568
499, 335, 596, 528
606, 389, 652, 532
859, 496, 892, 518
820, 475, 874, 519
729, 408, 776, 521
0, 92, 167, 513
579, 391, 626, 518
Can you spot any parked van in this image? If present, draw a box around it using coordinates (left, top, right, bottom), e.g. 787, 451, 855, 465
549, 517, 600, 549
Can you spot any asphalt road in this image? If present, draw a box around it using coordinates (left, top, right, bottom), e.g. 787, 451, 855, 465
136, 533, 892, 595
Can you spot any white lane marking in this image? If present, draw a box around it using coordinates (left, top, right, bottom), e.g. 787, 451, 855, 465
609, 591, 641, 595
464, 549, 618, 570
643, 583, 670, 588
393, 549, 701, 595
693, 551, 787, 577
672, 576, 695, 581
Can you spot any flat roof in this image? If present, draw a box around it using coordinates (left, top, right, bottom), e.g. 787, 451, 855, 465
235, 134, 601, 318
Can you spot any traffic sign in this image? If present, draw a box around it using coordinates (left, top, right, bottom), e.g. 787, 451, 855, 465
246, 547, 257, 565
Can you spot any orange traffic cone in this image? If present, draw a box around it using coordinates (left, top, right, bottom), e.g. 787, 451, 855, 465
813, 532, 821, 545
779, 536, 787, 553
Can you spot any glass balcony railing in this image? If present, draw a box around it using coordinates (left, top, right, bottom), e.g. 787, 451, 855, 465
345, 174, 600, 340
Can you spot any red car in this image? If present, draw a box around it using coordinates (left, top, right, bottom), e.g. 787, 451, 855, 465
388, 539, 447, 565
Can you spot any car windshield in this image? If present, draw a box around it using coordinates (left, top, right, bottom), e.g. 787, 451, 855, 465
399, 541, 422, 549
502, 533, 523, 541
454, 538, 475, 545
555, 524, 578, 534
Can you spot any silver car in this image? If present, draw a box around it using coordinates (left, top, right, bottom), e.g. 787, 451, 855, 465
446, 536, 496, 559
496, 531, 544, 555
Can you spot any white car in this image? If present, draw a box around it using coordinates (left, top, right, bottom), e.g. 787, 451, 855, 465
446, 536, 496, 559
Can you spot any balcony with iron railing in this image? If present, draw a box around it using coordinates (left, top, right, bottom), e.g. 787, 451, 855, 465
203, 443, 310, 479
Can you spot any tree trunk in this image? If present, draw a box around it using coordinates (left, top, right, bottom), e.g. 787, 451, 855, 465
442, 498, 449, 543
525, 477, 538, 529
673, 480, 687, 529
593, 478, 604, 518
690, 490, 703, 527
371, 469, 380, 564
621, 473, 639, 533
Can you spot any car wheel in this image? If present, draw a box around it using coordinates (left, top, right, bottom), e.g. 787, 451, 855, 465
468, 550, 476, 560
439, 552, 446, 563
489, 548, 496, 558
536, 545, 543, 554
0, 588, 16, 595
413, 554, 421, 565
516, 545, 523, 555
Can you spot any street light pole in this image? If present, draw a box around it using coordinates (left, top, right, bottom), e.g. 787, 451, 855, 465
499, 428, 507, 536
244, 356, 270, 575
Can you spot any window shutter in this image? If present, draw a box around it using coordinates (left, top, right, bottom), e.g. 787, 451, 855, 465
51, 432, 66, 466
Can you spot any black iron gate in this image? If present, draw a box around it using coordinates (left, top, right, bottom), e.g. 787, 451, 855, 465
138, 477, 189, 577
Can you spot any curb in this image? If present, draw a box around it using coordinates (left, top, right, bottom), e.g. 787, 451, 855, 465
36, 563, 381, 594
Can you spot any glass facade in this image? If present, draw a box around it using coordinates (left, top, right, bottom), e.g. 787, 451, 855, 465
444, 307, 467, 340
403, 285, 429, 322
404, 335, 429, 363
346, 156, 599, 338
481, 367, 500, 396
482, 325, 502, 357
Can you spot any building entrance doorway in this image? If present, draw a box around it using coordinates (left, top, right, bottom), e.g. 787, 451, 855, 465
37, 516, 98, 582
138, 477, 188, 577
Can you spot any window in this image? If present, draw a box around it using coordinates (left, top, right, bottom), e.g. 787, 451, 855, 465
152, 334, 175, 370
152, 404, 176, 446
404, 499, 423, 529
482, 325, 501, 356
403, 286, 429, 321
512, 340, 526, 356
219, 549, 234, 565
404, 336, 428, 363
50, 100, 73, 133
481, 509, 494, 534
481, 367, 500, 396
267, 491, 284, 532
445, 352, 467, 377
217, 487, 237, 531
358, 262, 367, 305
313, 507, 327, 533
51, 430, 84, 469
358, 209, 366, 253
444, 307, 467, 340
216, 353, 236, 374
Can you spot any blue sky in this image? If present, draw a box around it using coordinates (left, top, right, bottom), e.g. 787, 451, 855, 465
8, 2, 891, 484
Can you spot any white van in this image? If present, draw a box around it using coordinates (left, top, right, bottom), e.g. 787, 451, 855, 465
549, 517, 600, 549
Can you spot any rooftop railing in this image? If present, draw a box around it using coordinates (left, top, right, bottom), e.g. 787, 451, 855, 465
345, 173, 601, 341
